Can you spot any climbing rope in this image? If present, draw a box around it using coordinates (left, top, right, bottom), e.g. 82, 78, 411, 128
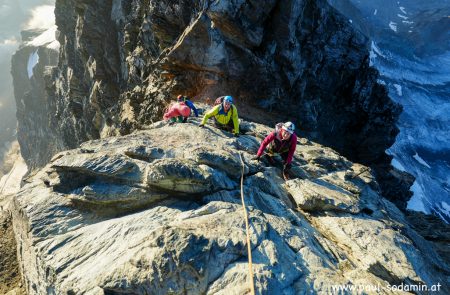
238, 152, 256, 295
349, 167, 371, 179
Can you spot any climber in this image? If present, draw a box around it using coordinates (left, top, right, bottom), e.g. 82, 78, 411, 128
163, 95, 198, 123
199, 95, 240, 137
177, 95, 199, 118
252, 122, 297, 180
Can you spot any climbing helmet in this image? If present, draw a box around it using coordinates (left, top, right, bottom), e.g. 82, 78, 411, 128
282, 121, 295, 134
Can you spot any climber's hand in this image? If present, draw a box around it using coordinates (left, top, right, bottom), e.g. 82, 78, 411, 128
282, 170, 290, 181
283, 163, 292, 181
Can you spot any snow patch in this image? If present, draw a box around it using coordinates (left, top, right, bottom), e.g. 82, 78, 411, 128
27, 50, 39, 79
393, 84, 403, 96
374, 9, 377, 16
389, 21, 398, 32
403, 20, 414, 25
26, 26, 60, 50
442, 201, 450, 216
349, 19, 353, 24
397, 14, 408, 20
391, 158, 406, 172
377, 79, 386, 85
413, 153, 431, 169
399, 7, 407, 14
0, 156, 28, 195
374, 49, 450, 86
407, 181, 428, 213
369, 41, 386, 66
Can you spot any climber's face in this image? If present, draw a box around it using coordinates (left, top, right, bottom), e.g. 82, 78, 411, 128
223, 101, 231, 112
280, 129, 291, 140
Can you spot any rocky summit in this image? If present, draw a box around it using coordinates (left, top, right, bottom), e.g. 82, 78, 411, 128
12, 0, 408, 209
12, 119, 449, 294
6, 0, 449, 293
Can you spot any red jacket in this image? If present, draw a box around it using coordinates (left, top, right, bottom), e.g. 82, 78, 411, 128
163, 102, 191, 120
257, 131, 297, 164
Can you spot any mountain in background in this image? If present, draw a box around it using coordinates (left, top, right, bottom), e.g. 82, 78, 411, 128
0, 0, 55, 167
328, 0, 450, 223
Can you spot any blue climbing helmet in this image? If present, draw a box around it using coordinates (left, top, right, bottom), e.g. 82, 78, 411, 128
223, 96, 233, 104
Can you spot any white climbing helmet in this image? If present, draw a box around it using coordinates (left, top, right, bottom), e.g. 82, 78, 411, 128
282, 121, 295, 134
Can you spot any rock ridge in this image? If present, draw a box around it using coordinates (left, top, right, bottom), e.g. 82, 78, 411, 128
11, 120, 449, 294
14, 0, 401, 180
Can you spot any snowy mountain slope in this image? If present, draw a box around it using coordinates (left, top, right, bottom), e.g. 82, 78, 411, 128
329, 0, 450, 222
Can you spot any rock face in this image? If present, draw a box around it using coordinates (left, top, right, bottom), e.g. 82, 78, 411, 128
11, 27, 59, 169
405, 210, 450, 267
14, 0, 400, 174
54, 0, 401, 154
12, 120, 449, 294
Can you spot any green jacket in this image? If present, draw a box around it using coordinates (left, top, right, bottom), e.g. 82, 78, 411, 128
201, 104, 239, 134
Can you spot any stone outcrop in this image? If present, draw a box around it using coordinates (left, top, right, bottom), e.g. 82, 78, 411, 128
11, 27, 59, 169
12, 119, 449, 294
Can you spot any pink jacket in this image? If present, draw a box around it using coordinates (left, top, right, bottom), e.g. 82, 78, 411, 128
163, 102, 191, 120
257, 131, 297, 164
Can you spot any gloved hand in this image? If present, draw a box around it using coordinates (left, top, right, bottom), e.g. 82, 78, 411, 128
282, 170, 290, 181
199, 124, 205, 128
282, 163, 292, 180
251, 156, 261, 161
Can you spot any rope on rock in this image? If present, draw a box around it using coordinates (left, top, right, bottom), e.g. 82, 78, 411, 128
238, 152, 256, 295
349, 167, 371, 179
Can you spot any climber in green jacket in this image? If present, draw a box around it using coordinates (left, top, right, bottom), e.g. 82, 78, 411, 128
199, 96, 240, 137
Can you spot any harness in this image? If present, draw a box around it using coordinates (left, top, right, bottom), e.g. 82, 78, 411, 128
217, 104, 234, 116
268, 127, 292, 155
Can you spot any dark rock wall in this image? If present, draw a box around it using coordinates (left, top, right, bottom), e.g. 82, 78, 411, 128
51, 0, 401, 162
13, 0, 408, 205
53, 0, 122, 144
11, 44, 59, 169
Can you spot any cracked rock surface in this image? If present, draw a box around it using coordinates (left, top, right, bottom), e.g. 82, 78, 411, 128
12, 120, 449, 294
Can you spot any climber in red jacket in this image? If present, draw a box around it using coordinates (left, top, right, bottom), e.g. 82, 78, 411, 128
163, 95, 194, 123
253, 122, 297, 180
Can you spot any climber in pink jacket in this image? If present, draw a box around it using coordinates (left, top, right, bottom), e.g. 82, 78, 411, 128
253, 122, 297, 180
163, 98, 192, 123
